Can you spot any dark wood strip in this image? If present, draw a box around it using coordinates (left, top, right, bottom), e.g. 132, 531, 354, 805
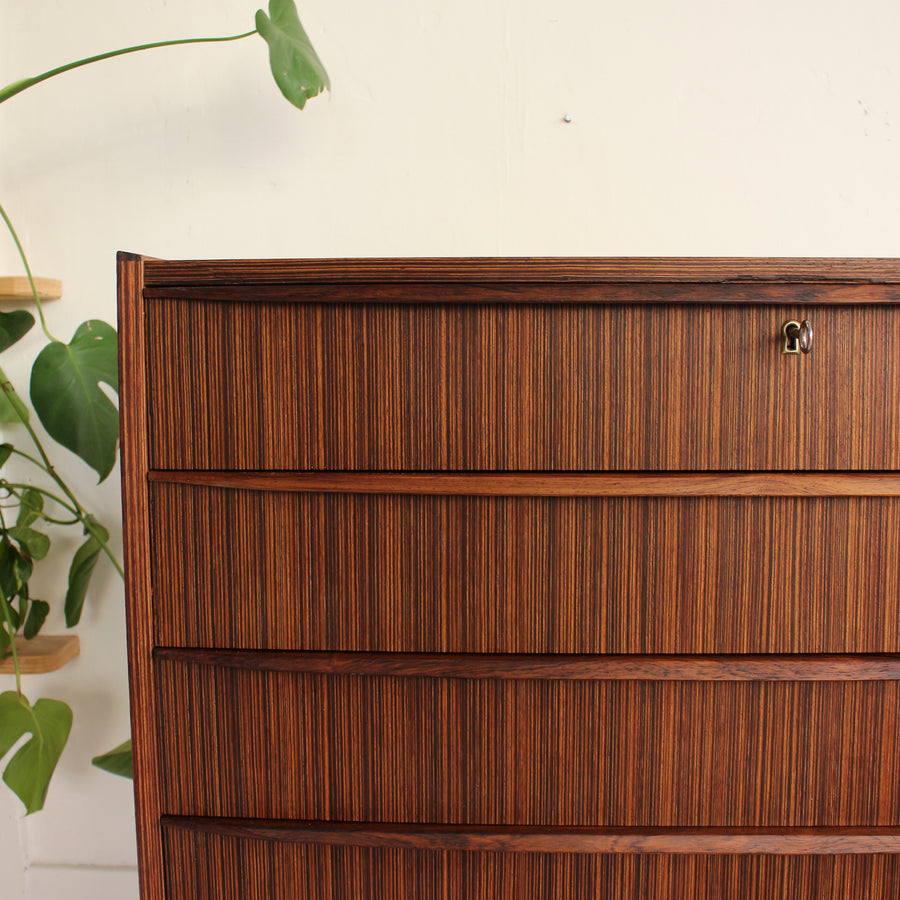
162, 817, 900, 855
141, 256, 900, 285
117, 251, 165, 900
161, 828, 900, 900
153, 649, 900, 682
140, 282, 900, 305
162, 829, 900, 900
148, 470, 900, 496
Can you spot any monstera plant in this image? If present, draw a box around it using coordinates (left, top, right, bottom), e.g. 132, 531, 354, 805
0, 0, 329, 814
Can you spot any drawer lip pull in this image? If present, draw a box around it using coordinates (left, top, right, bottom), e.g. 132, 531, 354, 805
161, 816, 900, 855
147, 470, 900, 497
154, 648, 900, 682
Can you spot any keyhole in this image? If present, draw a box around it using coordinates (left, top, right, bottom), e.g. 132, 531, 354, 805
781, 320, 812, 355
782, 320, 801, 354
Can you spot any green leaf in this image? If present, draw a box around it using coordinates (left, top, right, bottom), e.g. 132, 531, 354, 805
92, 738, 133, 779
0, 310, 34, 353
0, 619, 10, 658
30, 320, 119, 482
64, 522, 109, 627
22, 599, 49, 640
9, 526, 50, 561
15, 489, 43, 527
0, 537, 32, 599
0, 443, 12, 467
256, 0, 330, 110
0, 691, 72, 814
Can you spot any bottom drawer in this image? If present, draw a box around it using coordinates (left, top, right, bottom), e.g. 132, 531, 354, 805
161, 819, 900, 900
154, 651, 900, 827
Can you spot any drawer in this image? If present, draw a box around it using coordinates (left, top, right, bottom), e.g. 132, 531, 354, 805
161, 820, 900, 900
146, 301, 900, 471
154, 652, 900, 827
150, 482, 900, 654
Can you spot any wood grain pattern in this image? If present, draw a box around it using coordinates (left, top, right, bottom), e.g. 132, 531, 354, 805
117, 252, 165, 900
154, 658, 900, 827
141, 256, 900, 285
160, 825, 900, 900
149, 469, 900, 496
141, 282, 900, 306
150, 484, 900, 654
146, 301, 900, 471
0, 635, 79, 674
0, 276, 62, 302
120, 256, 900, 898
154, 649, 900, 682
163, 817, 900, 854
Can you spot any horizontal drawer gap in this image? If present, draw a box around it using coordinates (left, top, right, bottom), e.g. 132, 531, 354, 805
160, 818, 900, 855
153, 649, 900, 682
147, 471, 900, 497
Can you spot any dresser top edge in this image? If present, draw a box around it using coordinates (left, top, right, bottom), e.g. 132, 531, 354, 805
125, 255, 900, 287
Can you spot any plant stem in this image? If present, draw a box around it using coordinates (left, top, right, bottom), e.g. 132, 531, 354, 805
0, 201, 125, 580
0, 481, 80, 518
0, 507, 22, 697
0, 201, 55, 341
0, 30, 258, 105
0, 367, 124, 578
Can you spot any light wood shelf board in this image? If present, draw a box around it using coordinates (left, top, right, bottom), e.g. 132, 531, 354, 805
0, 634, 80, 674
0, 276, 62, 302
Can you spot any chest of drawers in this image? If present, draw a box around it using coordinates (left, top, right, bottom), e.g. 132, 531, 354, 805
118, 255, 900, 899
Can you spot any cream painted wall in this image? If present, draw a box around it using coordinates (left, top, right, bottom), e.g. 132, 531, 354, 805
2, 0, 900, 895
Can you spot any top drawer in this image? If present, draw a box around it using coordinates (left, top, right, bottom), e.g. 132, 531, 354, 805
145, 299, 900, 472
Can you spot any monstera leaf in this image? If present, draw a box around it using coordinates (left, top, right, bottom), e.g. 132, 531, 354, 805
30, 320, 118, 482
65, 521, 109, 627
0, 309, 33, 353
92, 738, 133, 779
0, 310, 35, 423
0, 691, 72, 814
257, 0, 330, 109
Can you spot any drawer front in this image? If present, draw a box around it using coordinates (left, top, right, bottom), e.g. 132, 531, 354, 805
161, 823, 900, 900
155, 656, 900, 826
151, 483, 900, 654
147, 302, 900, 471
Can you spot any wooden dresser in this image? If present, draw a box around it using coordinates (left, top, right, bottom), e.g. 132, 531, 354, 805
118, 255, 900, 899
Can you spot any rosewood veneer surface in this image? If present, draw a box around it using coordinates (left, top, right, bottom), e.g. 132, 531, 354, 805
118, 255, 900, 899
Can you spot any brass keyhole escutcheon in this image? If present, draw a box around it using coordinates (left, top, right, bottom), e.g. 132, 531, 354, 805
782, 319, 813, 355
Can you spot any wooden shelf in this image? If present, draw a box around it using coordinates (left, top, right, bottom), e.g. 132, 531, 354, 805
0, 276, 62, 302
0, 635, 79, 674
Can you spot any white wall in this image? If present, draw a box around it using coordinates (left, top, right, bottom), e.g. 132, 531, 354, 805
2, 0, 900, 894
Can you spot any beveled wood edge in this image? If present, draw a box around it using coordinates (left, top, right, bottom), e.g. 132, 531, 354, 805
147, 471, 900, 497
153, 649, 900, 682
139, 256, 900, 286
118, 252, 165, 900
161, 817, 900, 855
0, 635, 79, 674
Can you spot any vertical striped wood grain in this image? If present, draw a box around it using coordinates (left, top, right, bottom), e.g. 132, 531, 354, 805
146, 301, 900, 471
121, 258, 900, 898
117, 253, 165, 900
149, 484, 900, 654
161, 824, 900, 900
154, 659, 900, 827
